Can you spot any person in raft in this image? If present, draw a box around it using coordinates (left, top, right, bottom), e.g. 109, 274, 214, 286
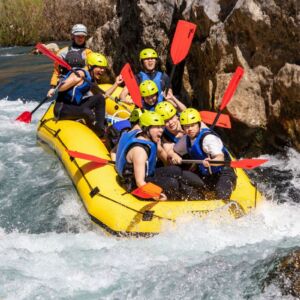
139, 79, 186, 112
53, 52, 116, 137
86, 52, 124, 98
169, 108, 237, 200
47, 24, 92, 98
119, 48, 171, 104
155, 101, 185, 157
115, 111, 205, 201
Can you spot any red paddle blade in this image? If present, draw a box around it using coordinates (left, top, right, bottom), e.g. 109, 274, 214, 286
230, 158, 268, 169
15, 111, 32, 123
132, 182, 162, 199
121, 63, 142, 108
67, 150, 109, 165
36, 43, 71, 71
200, 111, 231, 128
220, 66, 244, 110
170, 20, 196, 65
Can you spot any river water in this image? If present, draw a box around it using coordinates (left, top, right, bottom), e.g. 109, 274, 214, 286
0, 46, 299, 299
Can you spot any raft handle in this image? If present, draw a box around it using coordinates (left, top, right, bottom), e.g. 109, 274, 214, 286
143, 210, 154, 221
90, 187, 100, 198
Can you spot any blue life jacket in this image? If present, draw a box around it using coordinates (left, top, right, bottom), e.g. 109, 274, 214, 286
63, 68, 92, 104
139, 71, 164, 103
163, 128, 179, 143
115, 129, 157, 178
187, 128, 230, 175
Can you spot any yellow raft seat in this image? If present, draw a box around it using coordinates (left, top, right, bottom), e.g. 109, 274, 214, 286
37, 103, 263, 237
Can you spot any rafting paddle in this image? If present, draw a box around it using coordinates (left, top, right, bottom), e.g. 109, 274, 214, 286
16, 83, 61, 123
120, 63, 142, 108
165, 20, 196, 94
200, 111, 231, 128
131, 183, 162, 199
67, 150, 163, 199
210, 66, 244, 129
181, 158, 268, 169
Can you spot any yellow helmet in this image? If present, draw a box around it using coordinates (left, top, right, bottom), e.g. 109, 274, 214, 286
139, 80, 159, 97
155, 101, 177, 121
129, 108, 142, 123
139, 111, 165, 127
87, 52, 108, 68
180, 108, 201, 125
139, 48, 158, 61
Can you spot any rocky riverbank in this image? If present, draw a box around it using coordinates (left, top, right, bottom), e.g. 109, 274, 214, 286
1, 0, 299, 155
87, 0, 300, 155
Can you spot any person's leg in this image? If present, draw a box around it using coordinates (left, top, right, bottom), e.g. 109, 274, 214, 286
215, 167, 237, 200
81, 94, 106, 133
54, 101, 90, 121
149, 166, 205, 200
145, 173, 180, 200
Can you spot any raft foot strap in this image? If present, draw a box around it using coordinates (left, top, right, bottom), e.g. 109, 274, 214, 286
54, 129, 61, 137
90, 187, 100, 198
143, 210, 154, 221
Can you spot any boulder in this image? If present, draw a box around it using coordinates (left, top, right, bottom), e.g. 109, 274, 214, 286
47, 0, 299, 154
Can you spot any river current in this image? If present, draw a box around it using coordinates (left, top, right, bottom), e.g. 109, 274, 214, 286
0, 46, 299, 299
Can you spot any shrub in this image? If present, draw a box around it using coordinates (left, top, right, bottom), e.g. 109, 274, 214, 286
0, 0, 45, 46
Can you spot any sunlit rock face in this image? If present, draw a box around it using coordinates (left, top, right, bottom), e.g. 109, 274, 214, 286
87, 0, 299, 154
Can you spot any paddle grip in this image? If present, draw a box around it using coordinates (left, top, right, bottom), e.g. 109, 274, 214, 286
181, 159, 229, 165
31, 82, 62, 114
164, 65, 175, 96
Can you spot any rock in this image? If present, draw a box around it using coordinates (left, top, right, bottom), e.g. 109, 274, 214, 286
264, 248, 300, 297
47, 0, 299, 154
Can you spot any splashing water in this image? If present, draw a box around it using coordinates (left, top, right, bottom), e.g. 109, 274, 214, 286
0, 46, 300, 299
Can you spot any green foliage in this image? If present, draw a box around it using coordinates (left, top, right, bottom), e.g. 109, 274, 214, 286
0, 0, 45, 46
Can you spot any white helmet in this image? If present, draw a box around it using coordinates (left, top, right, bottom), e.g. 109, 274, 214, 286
71, 24, 87, 36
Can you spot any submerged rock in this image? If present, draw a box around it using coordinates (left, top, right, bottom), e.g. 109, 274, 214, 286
264, 248, 300, 297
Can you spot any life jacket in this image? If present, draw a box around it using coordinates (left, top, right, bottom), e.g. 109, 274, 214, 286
163, 128, 180, 143
60, 47, 86, 75
59, 68, 92, 105
187, 128, 231, 175
138, 71, 165, 103
115, 129, 157, 178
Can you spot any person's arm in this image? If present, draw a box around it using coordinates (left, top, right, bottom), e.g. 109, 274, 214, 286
157, 138, 168, 165
58, 70, 85, 92
202, 135, 225, 167
119, 86, 133, 104
129, 146, 148, 187
104, 75, 124, 98
47, 47, 69, 97
164, 90, 186, 112
170, 136, 187, 165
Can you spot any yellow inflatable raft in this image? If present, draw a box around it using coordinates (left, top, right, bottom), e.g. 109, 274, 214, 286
37, 104, 263, 237
99, 84, 134, 119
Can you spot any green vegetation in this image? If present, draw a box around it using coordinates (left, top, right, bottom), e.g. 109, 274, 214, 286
0, 0, 46, 46
0, 0, 103, 46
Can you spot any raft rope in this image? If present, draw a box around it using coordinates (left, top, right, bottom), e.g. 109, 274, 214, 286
38, 117, 174, 224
